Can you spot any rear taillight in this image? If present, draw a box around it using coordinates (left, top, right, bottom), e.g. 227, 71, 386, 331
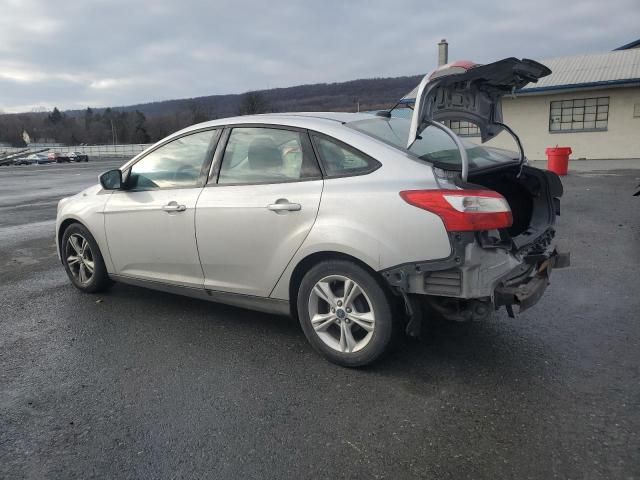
400, 189, 513, 232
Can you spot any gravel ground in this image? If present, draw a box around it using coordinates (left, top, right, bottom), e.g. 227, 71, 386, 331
1, 160, 639, 479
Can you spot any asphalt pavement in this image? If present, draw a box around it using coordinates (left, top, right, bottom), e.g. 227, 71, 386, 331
1, 159, 639, 479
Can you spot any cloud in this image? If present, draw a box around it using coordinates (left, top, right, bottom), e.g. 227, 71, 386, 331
0, 0, 638, 112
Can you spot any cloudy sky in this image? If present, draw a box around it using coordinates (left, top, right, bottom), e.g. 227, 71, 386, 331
0, 0, 638, 113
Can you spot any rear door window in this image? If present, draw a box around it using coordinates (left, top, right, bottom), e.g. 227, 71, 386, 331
217, 127, 321, 185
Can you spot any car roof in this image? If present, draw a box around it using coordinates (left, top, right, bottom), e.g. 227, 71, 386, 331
174, 112, 378, 136
121, 111, 411, 171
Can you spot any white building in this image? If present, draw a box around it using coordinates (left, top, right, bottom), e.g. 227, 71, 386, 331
402, 40, 640, 160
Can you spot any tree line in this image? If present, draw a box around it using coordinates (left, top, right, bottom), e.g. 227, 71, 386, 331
1, 105, 199, 147
0, 93, 274, 147
0, 74, 421, 147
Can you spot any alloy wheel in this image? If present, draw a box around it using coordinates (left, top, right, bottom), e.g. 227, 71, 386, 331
308, 275, 375, 353
65, 233, 95, 285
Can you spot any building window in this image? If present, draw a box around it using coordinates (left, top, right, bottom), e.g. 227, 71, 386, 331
444, 120, 480, 137
549, 97, 609, 133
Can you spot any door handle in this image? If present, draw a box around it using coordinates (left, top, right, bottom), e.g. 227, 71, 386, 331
267, 200, 301, 212
162, 201, 187, 212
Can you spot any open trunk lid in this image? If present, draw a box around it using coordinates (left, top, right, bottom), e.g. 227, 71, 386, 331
407, 57, 551, 148
403, 58, 560, 255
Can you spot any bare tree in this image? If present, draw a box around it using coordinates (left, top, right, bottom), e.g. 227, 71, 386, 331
238, 92, 269, 115
188, 102, 208, 124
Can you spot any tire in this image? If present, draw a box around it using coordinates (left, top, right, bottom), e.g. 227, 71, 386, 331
61, 223, 112, 293
297, 259, 396, 367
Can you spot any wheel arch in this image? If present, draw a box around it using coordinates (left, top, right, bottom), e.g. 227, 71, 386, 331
57, 217, 85, 254
57, 217, 109, 270
286, 250, 394, 320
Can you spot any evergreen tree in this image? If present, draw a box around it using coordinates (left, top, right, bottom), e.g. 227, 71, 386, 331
84, 107, 94, 130
48, 107, 63, 124
133, 110, 150, 143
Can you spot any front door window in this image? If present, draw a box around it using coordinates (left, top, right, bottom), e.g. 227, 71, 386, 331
128, 130, 219, 190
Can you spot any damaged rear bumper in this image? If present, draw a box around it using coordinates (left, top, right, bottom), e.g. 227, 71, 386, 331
381, 232, 570, 318
494, 248, 570, 313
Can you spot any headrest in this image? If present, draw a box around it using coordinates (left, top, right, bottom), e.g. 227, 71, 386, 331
248, 137, 282, 171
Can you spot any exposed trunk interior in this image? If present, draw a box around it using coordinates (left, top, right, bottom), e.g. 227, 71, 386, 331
469, 165, 563, 251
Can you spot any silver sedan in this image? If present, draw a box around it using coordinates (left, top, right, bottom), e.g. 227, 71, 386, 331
56, 58, 569, 366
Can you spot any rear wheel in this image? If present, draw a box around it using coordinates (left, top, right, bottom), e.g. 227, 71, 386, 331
61, 223, 112, 293
297, 260, 396, 367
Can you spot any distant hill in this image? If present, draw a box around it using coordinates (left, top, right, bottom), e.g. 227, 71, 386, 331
1, 74, 423, 147
68, 74, 423, 118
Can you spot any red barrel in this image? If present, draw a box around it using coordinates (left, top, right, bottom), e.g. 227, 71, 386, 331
545, 147, 572, 175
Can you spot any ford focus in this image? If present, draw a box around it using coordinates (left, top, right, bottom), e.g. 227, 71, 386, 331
56, 57, 570, 366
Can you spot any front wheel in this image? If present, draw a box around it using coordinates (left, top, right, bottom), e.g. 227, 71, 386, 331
297, 260, 396, 367
61, 223, 112, 293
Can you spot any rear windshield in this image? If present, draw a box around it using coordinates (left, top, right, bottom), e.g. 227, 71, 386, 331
347, 116, 518, 170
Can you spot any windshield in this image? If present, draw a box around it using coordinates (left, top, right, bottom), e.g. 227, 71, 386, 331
348, 116, 518, 170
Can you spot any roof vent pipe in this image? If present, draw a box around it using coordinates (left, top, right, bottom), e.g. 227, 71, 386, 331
438, 39, 449, 66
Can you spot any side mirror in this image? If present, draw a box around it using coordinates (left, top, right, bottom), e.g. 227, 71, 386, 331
99, 169, 123, 190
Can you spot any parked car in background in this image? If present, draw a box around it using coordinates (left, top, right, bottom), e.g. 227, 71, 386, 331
69, 151, 89, 162
56, 57, 570, 367
12, 156, 34, 165
48, 152, 71, 163
14, 153, 50, 165
34, 153, 53, 164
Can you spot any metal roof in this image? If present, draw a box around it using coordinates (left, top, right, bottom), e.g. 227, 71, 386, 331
520, 49, 640, 94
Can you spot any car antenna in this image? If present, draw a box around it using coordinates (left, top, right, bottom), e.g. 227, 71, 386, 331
376, 98, 405, 118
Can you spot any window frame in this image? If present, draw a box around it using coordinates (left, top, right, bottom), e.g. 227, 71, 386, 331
309, 132, 382, 179
206, 124, 323, 187
122, 127, 222, 191
444, 120, 480, 138
548, 96, 609, 134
